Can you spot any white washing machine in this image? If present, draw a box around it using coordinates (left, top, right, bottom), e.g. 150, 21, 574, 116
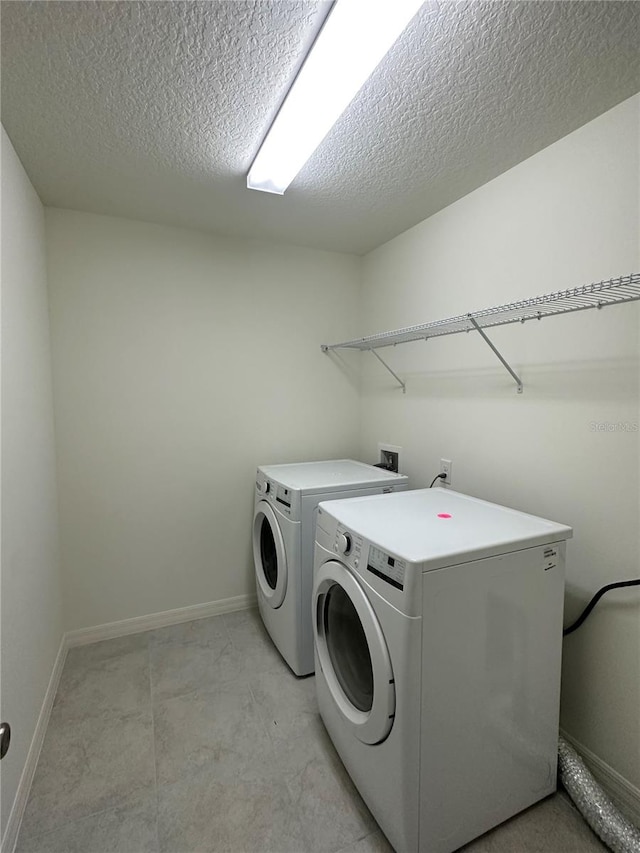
253, 460, 409, 677
312, 488, 572, 853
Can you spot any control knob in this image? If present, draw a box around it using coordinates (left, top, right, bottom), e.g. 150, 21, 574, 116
337, 532, 352, 555
260, 481, 270, 494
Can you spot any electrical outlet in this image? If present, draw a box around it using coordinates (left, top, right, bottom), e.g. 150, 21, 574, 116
378, 443, 402, 473
440, 458, 453, 486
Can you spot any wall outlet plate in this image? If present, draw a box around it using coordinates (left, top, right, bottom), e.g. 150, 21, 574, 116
378, 443, 402, 473
440, 458, 452, 486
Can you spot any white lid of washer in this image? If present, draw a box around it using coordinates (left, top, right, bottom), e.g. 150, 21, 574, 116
257, 459, 408, 493
318, 488, 572, 567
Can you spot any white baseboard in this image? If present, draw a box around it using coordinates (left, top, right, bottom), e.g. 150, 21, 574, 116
560, 729, 640, 826
1, 637, 68, 853
1, 594, 256, 853
65, 593, 257, 647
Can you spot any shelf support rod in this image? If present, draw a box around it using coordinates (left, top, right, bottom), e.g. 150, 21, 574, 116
369, 349, 406, 393
468, 316, 523, 393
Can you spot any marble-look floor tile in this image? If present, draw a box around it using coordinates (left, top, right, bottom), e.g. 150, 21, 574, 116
20, 708, 156, 840
459, 792, 607, 852
250, 666, 318, 742
149, 633, 244, 701
18, 611, 606, 853
148, 614, 228, 648
336, 831, 394, 853
304, 713, 347, 765
221, 607, 264, 643
153, 681, 277, 786
223, 607, 286, 674
275, 729, 376, 853
157, 771, 307, 853
16, 793, 158, 853
53, 648, 151, 722
64, 632, 150, 667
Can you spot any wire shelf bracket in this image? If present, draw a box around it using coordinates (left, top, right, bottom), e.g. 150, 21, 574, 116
370, 349, 407, 394
321, 273, 640, 394
321, 343, 407, 392
468, 316, 523, 393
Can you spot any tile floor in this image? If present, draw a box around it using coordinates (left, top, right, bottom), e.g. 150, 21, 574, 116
16, 608, 607, 853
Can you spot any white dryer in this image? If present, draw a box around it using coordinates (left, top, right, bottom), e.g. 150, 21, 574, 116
253, 460, 409, 677
312, 488, 572, 853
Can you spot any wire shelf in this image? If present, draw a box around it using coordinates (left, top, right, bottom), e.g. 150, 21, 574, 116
321, 273, 640, 352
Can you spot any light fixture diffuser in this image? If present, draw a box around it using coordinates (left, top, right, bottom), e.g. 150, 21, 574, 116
247, 0, 424, 195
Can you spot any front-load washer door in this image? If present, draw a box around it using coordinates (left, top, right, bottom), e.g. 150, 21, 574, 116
253, 501, 287, 608
314, 560, 395, 744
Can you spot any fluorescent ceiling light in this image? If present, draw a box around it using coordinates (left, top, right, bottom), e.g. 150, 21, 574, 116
247, 0, 424, 195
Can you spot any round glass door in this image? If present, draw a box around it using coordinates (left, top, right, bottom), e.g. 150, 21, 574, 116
260, 516, 278, 590
324, 584, 374, 712
253, 501, 287, 608
314, 560, 395, 744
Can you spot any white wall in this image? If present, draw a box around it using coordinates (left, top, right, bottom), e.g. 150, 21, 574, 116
0, 129, 63, 844
358, 95, 640, 789
45, 209, 361, 631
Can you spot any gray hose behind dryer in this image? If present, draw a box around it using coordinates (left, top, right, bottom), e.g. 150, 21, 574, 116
558, 737, 640, 853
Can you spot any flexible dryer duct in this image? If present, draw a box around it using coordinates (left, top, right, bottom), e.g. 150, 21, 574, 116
558, 737, 640, 853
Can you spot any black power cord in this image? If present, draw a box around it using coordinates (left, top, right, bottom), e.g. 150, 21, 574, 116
429, 473, 447, 488
563, 579, 640, 636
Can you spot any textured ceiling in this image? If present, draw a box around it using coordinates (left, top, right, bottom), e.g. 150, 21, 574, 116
2, 1, 639, 255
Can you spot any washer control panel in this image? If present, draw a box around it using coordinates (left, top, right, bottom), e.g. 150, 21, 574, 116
333, 525, 363, 568
367, 545, 406, 590
257, 479, 271, 495
255, 471, 295, 517
337, 532, 352, 554
275, 485, 292, 509
332, 525, 405, 589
